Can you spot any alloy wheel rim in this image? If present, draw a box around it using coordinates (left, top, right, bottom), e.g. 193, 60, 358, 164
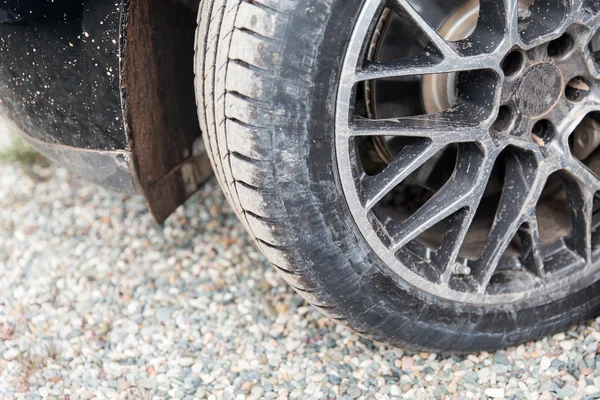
335, 0, 600, 304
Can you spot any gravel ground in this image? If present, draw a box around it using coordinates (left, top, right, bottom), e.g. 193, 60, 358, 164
2, 150, 600, 399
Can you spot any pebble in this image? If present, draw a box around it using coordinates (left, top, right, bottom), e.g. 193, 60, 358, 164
401, 356, 414, 370
559, 340, 574, 351
485, 388, 505, 398
586, 386, 600, 395
1, 141, 600, 398
493, 353, 510, 365
179, 357, 195, 367
539, 391, 553, 400
3, 348, 19, 361
478, 367, 490, 381
191, 362, 203, 374
285, 340, 302, 352
116, 380, 130, 391
540, 356, 552, 371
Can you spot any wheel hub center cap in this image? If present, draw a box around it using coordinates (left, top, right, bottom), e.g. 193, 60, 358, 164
516, 63, 564, 118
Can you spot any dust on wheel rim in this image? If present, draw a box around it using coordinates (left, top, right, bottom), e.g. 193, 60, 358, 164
335, 0, 600, 305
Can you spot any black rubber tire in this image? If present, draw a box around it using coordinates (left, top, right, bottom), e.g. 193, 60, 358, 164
194, 0, 600, 352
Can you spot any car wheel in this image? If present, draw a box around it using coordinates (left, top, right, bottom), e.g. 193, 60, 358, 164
194, 0, 600, 351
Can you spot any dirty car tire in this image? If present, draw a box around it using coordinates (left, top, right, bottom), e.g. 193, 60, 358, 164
194, 0, 600, 352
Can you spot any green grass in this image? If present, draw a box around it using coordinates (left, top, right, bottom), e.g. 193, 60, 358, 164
0, 134, 48, 167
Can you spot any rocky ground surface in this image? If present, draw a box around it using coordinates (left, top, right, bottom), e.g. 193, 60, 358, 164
1, 134, 600, 399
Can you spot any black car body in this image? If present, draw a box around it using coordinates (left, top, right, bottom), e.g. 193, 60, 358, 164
0, 0, 210, 222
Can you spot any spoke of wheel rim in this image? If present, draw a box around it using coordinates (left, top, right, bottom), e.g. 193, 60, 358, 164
388, 144, 489, 251
351, 107, 492, 139
556, 104, 595, 140
565, 157, 600, 190
571, 0, 587, 18
356, 56, 490, 82
518, 0, 571, 46
562, 177, 594, 263
560, 161, 600, 263
387, 0, 458, 58
588, 91, 600, 110
434, 156, 497, 284
504, 0, 521, 45
361, 139, 444, 209
517, 215, 545, 277
434, 208, 477, 285
471, 150, 541, 292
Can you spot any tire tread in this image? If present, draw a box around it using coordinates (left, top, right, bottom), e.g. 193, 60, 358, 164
195, 0, 332, 305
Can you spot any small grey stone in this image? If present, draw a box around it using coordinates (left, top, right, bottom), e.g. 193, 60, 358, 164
251, 386, 264, 396
492, 364, 509, 374
434, 386, 448, 397
179, 357, 195, 367
247, 370, 261, 380
191, 362, 203, 374
464, 371, 478, 384
3, 348, 19, 361
157, 307, 174, 323
539, 380, 558, 393
557, 385, 576, 398
485, 388, 505, 398
141, 379, 156, 390
551, 359, 566, 370
478, 367, 490, 380
493, 353, 510, 365
116, 380, 130, 391
347, 386, 362, 398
